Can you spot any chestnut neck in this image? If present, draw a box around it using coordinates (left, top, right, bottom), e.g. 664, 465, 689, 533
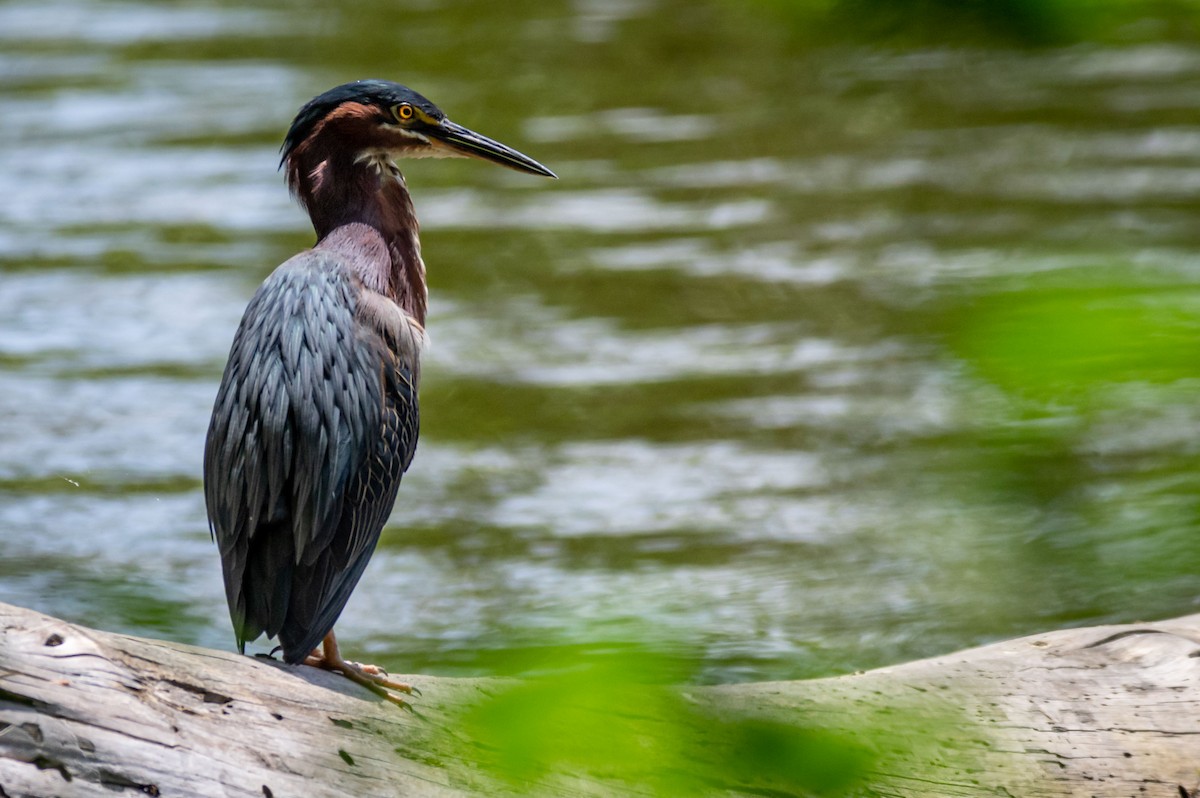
286, 146, 427, 326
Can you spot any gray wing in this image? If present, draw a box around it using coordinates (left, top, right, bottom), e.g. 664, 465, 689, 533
204, 250, 419, 662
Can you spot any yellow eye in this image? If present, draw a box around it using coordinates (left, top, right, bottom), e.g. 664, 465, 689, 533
393, 103, 415, 122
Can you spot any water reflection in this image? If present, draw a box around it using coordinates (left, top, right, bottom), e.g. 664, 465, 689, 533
1, 0, 1199, 685
0, 2, 282, 45
527, 108, 719, 143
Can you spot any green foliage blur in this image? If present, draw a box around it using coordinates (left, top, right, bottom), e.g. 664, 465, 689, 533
455, 636, 876, 795
950, 278, 1200, 406
916, 264, 1200, 639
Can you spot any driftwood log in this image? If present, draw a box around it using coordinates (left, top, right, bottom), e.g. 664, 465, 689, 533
1, 601, 1199, 797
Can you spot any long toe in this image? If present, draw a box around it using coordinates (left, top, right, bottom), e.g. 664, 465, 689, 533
336, 664, 415, 708
349, 660, 386, 676
344, 660, 415, 695
305, 650, 417, 707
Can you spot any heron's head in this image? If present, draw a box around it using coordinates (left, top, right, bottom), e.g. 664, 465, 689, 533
281, 79, 556, 190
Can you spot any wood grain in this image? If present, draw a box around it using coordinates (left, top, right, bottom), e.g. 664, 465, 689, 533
1, 602, 1198, 797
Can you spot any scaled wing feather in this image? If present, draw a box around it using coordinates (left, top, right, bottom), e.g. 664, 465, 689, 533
203, 250, 419, 659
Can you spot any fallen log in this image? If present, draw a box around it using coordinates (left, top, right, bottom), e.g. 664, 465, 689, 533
0, 601, 1198, 797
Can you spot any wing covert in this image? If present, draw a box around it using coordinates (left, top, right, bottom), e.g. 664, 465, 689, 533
203, 249, 418, 654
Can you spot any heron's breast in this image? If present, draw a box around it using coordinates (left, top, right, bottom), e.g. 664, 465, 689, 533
354, 289, 427, 370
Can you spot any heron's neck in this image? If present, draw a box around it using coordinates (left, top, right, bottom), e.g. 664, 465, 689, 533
292, 152, 428, 326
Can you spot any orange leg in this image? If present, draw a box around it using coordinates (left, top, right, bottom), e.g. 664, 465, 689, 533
304, 630, 417, 708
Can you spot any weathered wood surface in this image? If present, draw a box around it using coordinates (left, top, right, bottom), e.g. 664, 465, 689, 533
1, 601, 1199, 797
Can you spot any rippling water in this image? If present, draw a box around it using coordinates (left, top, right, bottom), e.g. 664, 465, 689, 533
3, 0, 1200, 683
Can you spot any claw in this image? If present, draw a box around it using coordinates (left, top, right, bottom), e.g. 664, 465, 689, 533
349, 661, 387, 677
305, 631, 417, 708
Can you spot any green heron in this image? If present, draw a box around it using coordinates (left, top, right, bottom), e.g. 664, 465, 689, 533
203, 80, 554, 704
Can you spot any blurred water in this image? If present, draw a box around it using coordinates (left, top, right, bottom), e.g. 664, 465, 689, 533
2, 0, 1199, 683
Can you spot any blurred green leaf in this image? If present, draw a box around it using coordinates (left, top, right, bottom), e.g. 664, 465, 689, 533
714, 718, 871, 794
949, 283, 1200, 405
458, 635, 878, 795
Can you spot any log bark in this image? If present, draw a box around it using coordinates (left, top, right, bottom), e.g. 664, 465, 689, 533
1, 601, 1198, 797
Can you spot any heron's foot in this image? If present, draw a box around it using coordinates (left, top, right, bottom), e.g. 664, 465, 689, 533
346, 659, 422, 691
327, 659, 416, 708
305, 632, 418, 708
344, 659, 417, 694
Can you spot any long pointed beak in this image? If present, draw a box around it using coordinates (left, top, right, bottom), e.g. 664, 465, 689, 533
428, 119, 557, 178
